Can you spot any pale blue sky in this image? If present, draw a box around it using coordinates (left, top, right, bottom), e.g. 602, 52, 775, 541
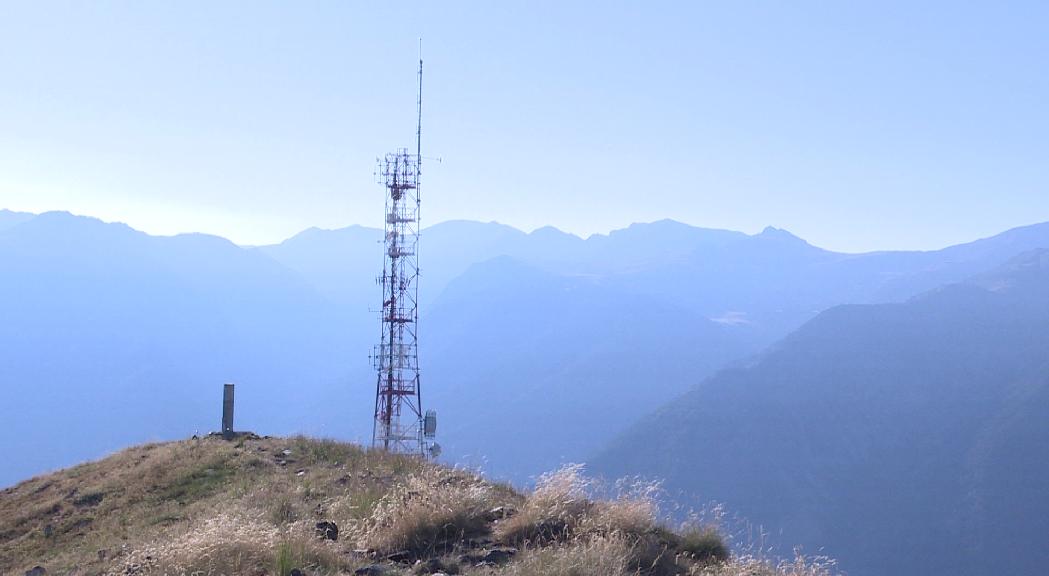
1, 1, 1047, 251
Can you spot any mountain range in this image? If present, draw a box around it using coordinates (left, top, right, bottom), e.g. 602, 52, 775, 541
4, 208, 1049, 574
593, 249, 1049, 576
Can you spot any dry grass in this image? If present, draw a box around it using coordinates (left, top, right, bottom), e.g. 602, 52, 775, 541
106, 509, 280, 576
1, 438, 836, 576
0, 440, 254, 574
675, 526, 731, 565
683, 553, 838, 576
499, 534, 634, 576
496, 464, 593, 545
490, 465, 731, 576
360, 466, 510, 556
0, 435, 420, 575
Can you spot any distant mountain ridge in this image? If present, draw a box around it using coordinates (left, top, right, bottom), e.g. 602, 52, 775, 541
0, 208, 34, 232
262, 217, 1049, 346
592, 249, 1049, 576
5, 209, 1049, 490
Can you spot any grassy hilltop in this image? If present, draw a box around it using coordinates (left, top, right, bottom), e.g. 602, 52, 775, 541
1, 436, 833, 576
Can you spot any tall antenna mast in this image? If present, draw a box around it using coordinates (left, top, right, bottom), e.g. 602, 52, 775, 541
417, 39, 423, 168
370, 50, 438, 457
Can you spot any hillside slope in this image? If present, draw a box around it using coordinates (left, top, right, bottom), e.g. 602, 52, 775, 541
592, 250, 1049, 576
0, 436, 834, 576
419, 257, 748, 479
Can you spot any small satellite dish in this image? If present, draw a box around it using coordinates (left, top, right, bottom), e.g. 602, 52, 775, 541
427, 442, 442, 459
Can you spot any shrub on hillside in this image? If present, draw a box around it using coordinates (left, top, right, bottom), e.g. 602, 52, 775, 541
676, 526, 730, 564
361, 467, 502, 556
496, 465, 730, 576
496, 465, 594, 545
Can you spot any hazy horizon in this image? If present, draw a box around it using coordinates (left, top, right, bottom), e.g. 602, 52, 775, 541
3, 2, 1049, 252
4, 4, 1049, 575
7, 206, 1049, 255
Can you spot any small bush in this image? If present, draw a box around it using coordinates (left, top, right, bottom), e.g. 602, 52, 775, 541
621, 530, 677, 576
290, 436, 366, 467
497, 466, 727, 576
362, 468, 499, 556
497, 465, 593, 545
677, 526, 729, 565
582, 494, 658, 537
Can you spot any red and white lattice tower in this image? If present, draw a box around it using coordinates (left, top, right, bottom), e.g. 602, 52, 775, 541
371, 56, 438, 456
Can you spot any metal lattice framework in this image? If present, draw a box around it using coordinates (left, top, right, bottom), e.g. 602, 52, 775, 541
370, 55, 437, 456
372, 149, 424, 453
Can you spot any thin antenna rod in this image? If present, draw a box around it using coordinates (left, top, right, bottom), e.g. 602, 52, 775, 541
416, 39, 423, 169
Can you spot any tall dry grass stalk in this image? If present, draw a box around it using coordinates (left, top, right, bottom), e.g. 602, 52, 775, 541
359, 466, 501, 555
496, 464, 594, 545
501, 533, 635, 576
683, 552, 838, 576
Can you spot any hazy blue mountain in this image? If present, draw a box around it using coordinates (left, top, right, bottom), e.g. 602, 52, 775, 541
602, 221, 1049, 345
0, 212, 356, 486
256, 219, 746, 312
591, 250, 1049, 576
263, 219, 1049, 348
421, 257, 749, 480
0, 209, 33, 232
7, 211, 1049, 492
255, 224, 381, 308
1, 213, 766, 486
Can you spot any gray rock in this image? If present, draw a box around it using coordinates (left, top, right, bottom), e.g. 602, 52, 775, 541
315, 520, 339, 541
483, 547, 518, 564
484, 506, 515, 521
413, 558, 454, 574
460, 547, 518, 566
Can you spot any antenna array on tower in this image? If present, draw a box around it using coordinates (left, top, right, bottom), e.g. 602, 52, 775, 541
370, 55, 437, 457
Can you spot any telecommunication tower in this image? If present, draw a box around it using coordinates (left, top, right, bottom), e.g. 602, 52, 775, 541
370, 54, 438, 457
